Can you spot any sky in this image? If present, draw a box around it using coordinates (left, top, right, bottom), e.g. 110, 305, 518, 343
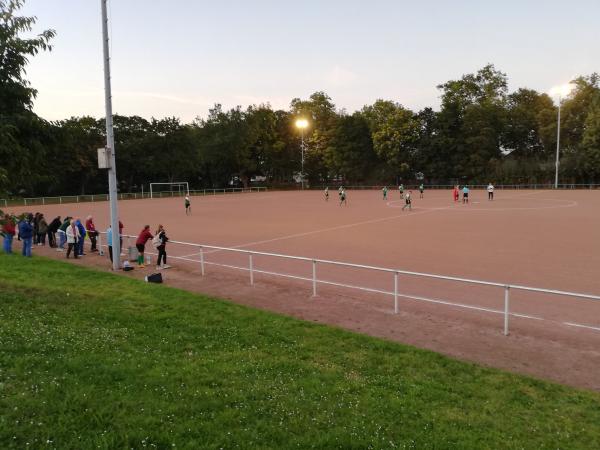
20, 0, 600, 122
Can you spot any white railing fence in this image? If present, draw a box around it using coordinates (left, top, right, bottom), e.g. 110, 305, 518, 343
89, 232, 600, 337
318, 183, 600, 190
0, 187, 267, 207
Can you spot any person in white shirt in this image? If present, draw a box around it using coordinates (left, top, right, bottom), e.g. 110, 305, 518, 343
487, 183, 494, 201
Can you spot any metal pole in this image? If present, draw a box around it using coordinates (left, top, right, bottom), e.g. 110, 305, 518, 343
312, 260, 317, 296
101, 0, 121, 271
504, 286, 510, 336
394, 272, 399, 314
301, 129, 305, 190
200, 247, 205, 276
249, 253, 254, 285
554, 98, 561, 189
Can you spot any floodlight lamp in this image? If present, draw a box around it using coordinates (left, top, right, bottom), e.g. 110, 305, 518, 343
549, 83, 575, 99
295, 118, 309, 129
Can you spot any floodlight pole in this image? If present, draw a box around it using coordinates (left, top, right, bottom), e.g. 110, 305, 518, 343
101, 0, 121, 270
554, 96, 562, 189
300, 128, 305, 190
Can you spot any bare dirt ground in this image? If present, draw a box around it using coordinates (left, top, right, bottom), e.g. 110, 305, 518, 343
10, 188, 600, 391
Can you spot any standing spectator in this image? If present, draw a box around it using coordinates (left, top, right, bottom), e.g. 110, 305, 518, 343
18, 213, 34, 257
66, 219, 80, 259
119, 220, 124, 255
154, 224, 169, 270
33, 213, 40, 245
135, 225, 153, 268
2, 214, 16, 254
106, 225, 113, 263
47, 216, 61, 248
75, 218, 87, 256
37, 214, 48, 246
57, 216, 71, 251
85, 215, 98, 252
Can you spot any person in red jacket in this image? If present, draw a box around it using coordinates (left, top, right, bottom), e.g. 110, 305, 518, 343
85, 215, 98, 252
2, 214, 16, 254
135, 225, 153, 267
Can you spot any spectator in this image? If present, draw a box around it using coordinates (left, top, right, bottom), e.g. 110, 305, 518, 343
18, 213, 34, 257
66, 219, 80, 259
33, 213, 40, 245
154, 224, 169, 270
57, 216, 71, 251
106, 225, 113, 262
75, 218, 87, 256
119, 220, 124, 255
2, 214, 16, 254
135, 225, 153, 268
37, 214, 48, 246
85, 215, 98, 252
47, 216, 61, 248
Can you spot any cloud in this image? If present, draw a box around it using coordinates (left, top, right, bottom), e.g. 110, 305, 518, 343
325, 65, 358, 87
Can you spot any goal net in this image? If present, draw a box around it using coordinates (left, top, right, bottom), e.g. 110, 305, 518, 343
149, 182, 189, 199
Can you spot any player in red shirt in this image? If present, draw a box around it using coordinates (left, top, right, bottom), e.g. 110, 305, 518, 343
135, 225, 153, 267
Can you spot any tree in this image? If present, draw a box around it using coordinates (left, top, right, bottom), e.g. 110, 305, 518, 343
581, 97, 600, 182
361, 100, 419, 182
0, 0, 55, 194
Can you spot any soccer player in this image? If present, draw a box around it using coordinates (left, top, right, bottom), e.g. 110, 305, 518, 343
462, 185, 470, 204
185, 195, 191, 215
419, 183, 424, 199
399, 184, 404, 199
487, 183, 494, 200
402, 190, 412, 211
453, 185, 459, 202
325, 187, 329, 201
382, 186, 388, 200
339, 189, 347, 206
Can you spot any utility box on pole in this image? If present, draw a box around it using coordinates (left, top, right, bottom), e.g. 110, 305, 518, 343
97, 147, 111, 169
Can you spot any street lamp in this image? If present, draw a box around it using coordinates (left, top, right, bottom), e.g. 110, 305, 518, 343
295, 118, 309, 189
549, 83, 575, 189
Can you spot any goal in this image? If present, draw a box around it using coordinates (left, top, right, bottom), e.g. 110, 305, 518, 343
149, 182, 189, 199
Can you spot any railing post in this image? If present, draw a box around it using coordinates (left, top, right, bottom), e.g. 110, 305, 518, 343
60, 197, 62, 204
394, 272, 399, 314
249, 253, 254, 285
504, 286, 510, 336
200, 247, 205, 276
312, 260, 317, 297
98, 232, 104, 256
42, 197, 45, 205
76, 196, 79, 203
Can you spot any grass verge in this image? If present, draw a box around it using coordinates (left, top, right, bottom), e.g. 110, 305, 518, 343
0, 254, 599, 449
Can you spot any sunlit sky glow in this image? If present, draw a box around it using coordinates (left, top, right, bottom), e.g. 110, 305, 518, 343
21, 0, 600, 122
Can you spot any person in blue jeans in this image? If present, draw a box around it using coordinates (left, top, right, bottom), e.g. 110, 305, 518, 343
18, 214, 34, 257
75, 218, 86, 256
2, 214, 16, 253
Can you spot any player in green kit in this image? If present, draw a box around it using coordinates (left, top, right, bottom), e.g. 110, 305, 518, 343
399, 184, 404, 199
419, 183, 424, 199
382, 186, 388, 200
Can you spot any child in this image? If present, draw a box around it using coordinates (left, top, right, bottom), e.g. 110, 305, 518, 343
324, 187, 329, 201
402, 191, 412, 211
487, 183, 494, 200
339, 189, 347, 206
135, 225, 153, 268
419, 183, 424, 199
185, 195, 191, 215
382, 186, 388, 200
399, 184, 404, 199
154, 224, 170, 270
462, 185, 470, 204
453, 185, 459, 202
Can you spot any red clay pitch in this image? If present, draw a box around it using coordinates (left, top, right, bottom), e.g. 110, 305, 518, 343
12, 189, 600, 390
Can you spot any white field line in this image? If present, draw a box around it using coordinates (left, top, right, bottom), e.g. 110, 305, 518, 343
563, 322, 600, 332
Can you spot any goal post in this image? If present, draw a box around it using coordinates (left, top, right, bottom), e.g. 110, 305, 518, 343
149, 182, 189, 199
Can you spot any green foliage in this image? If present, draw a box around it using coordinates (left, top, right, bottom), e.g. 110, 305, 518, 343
2, 1, 600, 191
1, 255, 600, 448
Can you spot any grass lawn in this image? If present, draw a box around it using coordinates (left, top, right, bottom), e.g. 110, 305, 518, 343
0, 254, 599, 449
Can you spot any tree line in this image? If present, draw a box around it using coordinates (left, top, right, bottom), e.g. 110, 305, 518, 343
2, 1, 600, 197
